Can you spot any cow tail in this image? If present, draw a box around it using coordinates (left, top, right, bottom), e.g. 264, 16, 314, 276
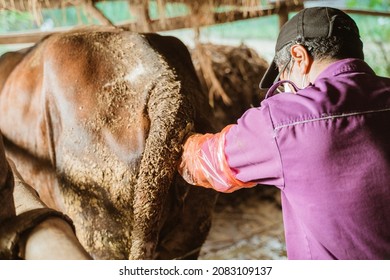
130, 75, 193, 259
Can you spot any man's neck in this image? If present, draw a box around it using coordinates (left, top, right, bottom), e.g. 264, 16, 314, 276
308, 58, 338, 84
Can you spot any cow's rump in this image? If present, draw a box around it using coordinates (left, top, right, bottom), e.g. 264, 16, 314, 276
0, 26, 218, 259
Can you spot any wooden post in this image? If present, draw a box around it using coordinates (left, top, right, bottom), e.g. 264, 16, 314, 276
84, 1, 115, 26
277, 1, 289, 29
128, 0, 151, 32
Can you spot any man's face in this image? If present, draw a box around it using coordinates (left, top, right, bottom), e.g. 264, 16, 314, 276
278, 59, 298, 93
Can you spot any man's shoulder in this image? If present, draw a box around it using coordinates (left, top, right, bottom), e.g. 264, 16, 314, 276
262, 89, 325, 128
263, 73, 389, 128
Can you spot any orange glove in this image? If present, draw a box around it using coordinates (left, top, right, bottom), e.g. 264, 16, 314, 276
178, 125, 256, 193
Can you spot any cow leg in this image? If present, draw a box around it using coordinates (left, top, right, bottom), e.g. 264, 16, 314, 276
0, 134, 14, 222
156, 176, 218, 259
0, 155, 89, 259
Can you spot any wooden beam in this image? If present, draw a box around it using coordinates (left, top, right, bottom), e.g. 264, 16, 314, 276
277, 3, 289, 29
0, 28, 71, 44
342, 9, 390, 17
129, 1, 151, 32
2, 5, 389, 45
1, 5, 304, 45
84, 1, 114, 26
119, 4, 304, 32
0, 0, 105, 11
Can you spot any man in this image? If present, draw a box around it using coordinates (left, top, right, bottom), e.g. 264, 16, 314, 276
179, 7, 390, 259
0, 133, 91, 259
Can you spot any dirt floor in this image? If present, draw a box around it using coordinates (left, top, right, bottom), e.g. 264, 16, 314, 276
199, 185, 287, 260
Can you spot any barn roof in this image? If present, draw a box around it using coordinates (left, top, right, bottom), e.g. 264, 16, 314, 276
0, 0, 306, 44
0, 1, 303, 29
0, 1, 297, 12
1, 1, 388, 45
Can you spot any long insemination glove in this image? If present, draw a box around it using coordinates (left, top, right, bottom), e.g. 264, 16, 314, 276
178, 125, 256, 193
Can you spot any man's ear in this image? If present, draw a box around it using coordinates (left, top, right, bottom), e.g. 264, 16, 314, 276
290, 44, 312, 75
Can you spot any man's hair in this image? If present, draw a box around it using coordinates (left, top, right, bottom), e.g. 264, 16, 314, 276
274, 35, 364, 69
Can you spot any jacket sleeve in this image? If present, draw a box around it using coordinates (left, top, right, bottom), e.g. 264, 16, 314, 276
178, 105, 284, 193
225, 105, 284, 188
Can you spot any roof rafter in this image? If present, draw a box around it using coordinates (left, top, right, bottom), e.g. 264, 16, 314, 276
0, 3, 303, 44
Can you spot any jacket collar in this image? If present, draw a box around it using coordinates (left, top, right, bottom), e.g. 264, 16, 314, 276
315, 58, 375, 82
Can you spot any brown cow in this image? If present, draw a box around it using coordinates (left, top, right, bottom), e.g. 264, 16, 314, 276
0, 26, 218, 259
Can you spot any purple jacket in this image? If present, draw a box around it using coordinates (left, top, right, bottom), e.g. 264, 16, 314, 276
223, 58, 390, 259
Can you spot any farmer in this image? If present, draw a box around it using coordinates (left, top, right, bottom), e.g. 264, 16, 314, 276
178, 6, 390, 259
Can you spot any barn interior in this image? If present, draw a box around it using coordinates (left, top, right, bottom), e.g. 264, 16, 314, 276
0, 0, 389, 260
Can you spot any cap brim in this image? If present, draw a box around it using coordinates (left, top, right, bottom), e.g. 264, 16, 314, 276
259, 59, 278, 89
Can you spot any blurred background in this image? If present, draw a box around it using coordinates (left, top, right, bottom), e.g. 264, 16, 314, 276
1, 0, 389, 76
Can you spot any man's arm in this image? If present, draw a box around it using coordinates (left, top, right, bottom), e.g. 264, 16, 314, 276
178, 125, 256, 193
178, 106, 284, 192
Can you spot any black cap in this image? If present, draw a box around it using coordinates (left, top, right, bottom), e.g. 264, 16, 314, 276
259, 7, 361, 89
